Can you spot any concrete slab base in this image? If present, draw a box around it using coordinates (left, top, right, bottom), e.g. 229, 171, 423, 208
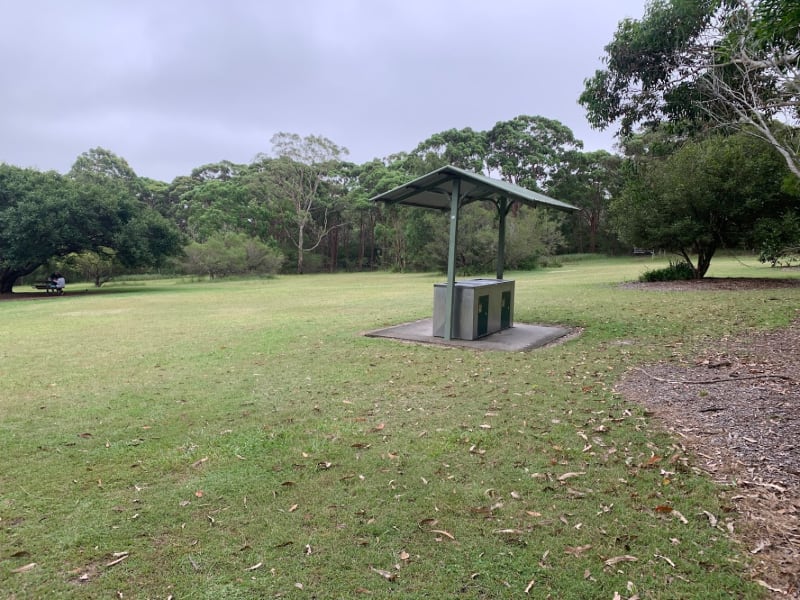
364, 318, 576, 352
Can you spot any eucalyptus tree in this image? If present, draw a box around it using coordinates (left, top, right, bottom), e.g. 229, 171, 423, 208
412, 127, 489, 173
256, 133, 349, 274
486, 115, 583, 189
412, 116, 583, 188
580, 0, 800, 178
548, 150, 623, 253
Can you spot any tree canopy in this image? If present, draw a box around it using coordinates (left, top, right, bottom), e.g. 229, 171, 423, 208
611, 130, 797, 276
0, 150, 182, 293
580, 0, 800, 178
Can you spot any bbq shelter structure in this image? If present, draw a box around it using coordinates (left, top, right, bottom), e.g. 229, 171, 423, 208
370, 165, 578, 341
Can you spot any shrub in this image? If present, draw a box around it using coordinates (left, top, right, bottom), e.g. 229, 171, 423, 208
180, 233, 284, 278
639, 260, 695, 282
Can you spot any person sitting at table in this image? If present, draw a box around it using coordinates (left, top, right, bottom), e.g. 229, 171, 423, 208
55, 273, 66, 295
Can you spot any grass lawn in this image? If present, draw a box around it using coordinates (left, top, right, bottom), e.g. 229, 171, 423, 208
1, 256, 797, 598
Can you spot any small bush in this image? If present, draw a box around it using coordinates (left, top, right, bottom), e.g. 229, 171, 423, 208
639, 260, 695, 282
180, 233, 284, 278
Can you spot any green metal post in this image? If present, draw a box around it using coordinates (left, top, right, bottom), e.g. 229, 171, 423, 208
444, 178, 460, 341
496, 197, 508, 280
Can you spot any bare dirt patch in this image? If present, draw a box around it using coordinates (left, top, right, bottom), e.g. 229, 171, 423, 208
621, 276, 800, 292
616, 278, 800, 598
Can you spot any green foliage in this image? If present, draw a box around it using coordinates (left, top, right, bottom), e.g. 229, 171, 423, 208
260, 133, 349, 274
581, 0, 800, 178
549, 150, 624, 253
64, 248, 119, 287
754, 0, 800, 50
755, 211, 800, 266
505, 207, 566, 269
180, 232, 284, 278
486, 115, 583, 188
639, 259, 696, 281
0, 159, 182, 293
412, 115, 583, 191
612, 131, 795, 277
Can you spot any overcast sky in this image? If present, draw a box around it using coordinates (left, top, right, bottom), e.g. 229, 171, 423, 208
1, 0, 645, 183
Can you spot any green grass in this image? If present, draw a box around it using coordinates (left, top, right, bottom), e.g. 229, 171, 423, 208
1, 256, 797, 598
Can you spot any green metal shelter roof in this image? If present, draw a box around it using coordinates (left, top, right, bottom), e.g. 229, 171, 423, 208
368, 165, 578, 213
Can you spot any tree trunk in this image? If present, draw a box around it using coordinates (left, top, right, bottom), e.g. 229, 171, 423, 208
358, 214, 366, 270
1, 266, 36, 294
328, 225, 339, 272
297, 222, 305, 274
0, 276, 16, 294
682, 245, 715, 278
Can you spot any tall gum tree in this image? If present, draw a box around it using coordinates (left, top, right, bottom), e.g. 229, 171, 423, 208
256, 133, 348, 274
580, 0, 800, 179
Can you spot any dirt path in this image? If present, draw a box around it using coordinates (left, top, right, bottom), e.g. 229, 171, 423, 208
616, 278, 799, 598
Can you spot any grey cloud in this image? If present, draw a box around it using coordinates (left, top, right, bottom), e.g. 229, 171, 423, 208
1, 0, 644, 181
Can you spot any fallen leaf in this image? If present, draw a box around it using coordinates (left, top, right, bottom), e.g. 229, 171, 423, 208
247, 562, 263, 571
370, 566, 397, 581
371, 423, 385, 432
399, 550, 410, 561
288, 504, 298, 513
604, 555, 638, 567
557, 472, 585, 481
643, 455, 662, 467
493, 528, 525, 535
418, 518, 438, 528
524, 578, 535, 593
564, 544, 592, 556
105, 553, 129, 568
192, 457, 209, 468
11, 563, 36, 574
702, 510, 718, 527
78, 432, 93, 438
295, 582, 304, 590
431, 529, 455, 540
655, 554, 675, 567
756, 579, 787, 594
672, 510, 689, 524
654, 505, 673, 514
194, 490, 204, 498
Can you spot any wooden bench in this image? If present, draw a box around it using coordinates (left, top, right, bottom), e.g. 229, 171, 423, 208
33, 282, 62, 295
632, 248, 655, 256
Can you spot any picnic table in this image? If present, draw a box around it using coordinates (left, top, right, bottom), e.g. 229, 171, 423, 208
33, 282, 63, 295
